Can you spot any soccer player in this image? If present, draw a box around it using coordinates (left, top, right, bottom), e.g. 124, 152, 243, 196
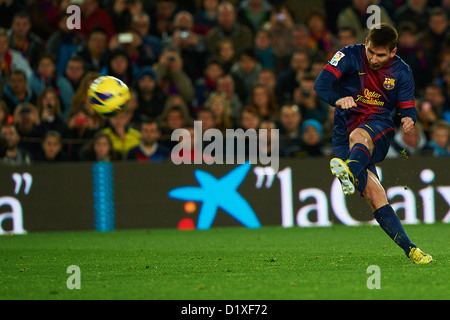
314, 23, 432, 264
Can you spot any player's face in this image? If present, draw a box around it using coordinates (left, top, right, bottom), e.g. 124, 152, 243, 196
365, 40, 397, 70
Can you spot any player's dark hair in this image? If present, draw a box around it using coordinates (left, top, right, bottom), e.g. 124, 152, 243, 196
367, 23, 398, 52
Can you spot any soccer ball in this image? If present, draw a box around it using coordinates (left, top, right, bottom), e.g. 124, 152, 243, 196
88, 76, 130, 118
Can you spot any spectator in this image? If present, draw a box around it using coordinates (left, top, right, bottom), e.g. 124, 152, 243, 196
159, 103, 193, 149
237, 0, 272, 35
205, 2, 253, 56
108, 0, 144, 34
80, 131, 122, 162
108, 28, 154, 69
193, 0, 219, 36
305, 9, 337, 61
0, 27, 33, 93
337, 0, 393, 43
275, 50, 311, 105
337, 26, 358, 48
239, 105, 261, 130
386, 122, 428, 158
167, 10, 208, 81
277, 103, 303, 157
1, 69, 37, 114
0, 123, 32, 166
45, 12, 85, 75
254, 29, 275, 70
423, 120, 450, 156
216, 74, 243, 121
417, 85, 448, 138
64, 56, 86, 92
310, 57, 327, 79
33, 130, 71, 162
102, 110, 141, 159
263, 4, 295, 73
230, 47, 263, 103
127, 119, 170, 162
289, 24, 314, 60
193, 58, 224, 112
101, 48, 136, 87
75, 27, 109, 73
78, 0, 115, 41
8, 11, 44, 70
257, 68, 276, 92
154, 0, 179, 40
248, 84, 279, 121
235, 106, 261, 159
259, 120, 277, 157
196, 108, 217, 132
13, 102, 45, 155
35, 87, 67, 136
214, 37, 236, 74
203, 92, 234, 132
28, 53, 74, 119
436, 62, 450, 108
277, 104, 302, 138
64, 108, 99, 160
296, 118, 328, 157
294, 73, 329, 124
397, 22, 432, 93
132, 66, 167, 123
418, 7, 450, 77
152, 46, 195, 105
131, 12, 163, 63
27, 0, 60, 41
394, 0, 432, 33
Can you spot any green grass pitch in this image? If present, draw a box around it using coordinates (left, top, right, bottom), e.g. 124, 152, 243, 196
0, 224, 448, 300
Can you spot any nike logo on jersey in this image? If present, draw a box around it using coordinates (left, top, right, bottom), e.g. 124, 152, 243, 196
358, 72, 366, 75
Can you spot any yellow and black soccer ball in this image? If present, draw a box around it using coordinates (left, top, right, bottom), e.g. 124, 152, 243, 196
88, 76, 130, 118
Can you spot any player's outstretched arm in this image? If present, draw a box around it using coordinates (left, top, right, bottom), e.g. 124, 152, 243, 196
313, 69, 342, 107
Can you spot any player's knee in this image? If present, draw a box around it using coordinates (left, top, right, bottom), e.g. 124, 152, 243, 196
349, 129, 373, 151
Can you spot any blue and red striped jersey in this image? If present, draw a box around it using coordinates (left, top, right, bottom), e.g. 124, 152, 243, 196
314, 44, 417, 134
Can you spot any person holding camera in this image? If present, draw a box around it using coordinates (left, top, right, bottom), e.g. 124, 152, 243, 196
12, 102, 45, 156
36, 87, 67, 133
152, 46, 194, 106
293, 73, 329, 125
165, 10, 207, 82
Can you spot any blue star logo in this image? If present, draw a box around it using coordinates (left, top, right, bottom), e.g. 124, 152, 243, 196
168, 162, 261, 230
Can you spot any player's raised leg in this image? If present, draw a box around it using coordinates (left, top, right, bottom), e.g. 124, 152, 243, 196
330, 128, 373, 195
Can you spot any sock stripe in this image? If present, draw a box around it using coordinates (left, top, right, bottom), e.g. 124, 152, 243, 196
353, 146, 370, 159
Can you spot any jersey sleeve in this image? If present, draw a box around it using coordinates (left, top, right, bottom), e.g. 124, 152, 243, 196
314, 47, 357, 107
397, 67, 417, 123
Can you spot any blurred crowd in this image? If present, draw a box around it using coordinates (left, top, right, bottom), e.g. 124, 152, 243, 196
0, 0, 449, 165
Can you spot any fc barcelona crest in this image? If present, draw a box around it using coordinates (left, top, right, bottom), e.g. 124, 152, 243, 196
383, 78, 395, 90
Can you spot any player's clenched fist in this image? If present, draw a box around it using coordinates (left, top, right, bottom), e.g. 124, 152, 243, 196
335, 96, 357, 109
401, 117, 415, 134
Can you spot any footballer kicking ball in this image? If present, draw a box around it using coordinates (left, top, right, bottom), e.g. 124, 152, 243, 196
88, 76, 130, 118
